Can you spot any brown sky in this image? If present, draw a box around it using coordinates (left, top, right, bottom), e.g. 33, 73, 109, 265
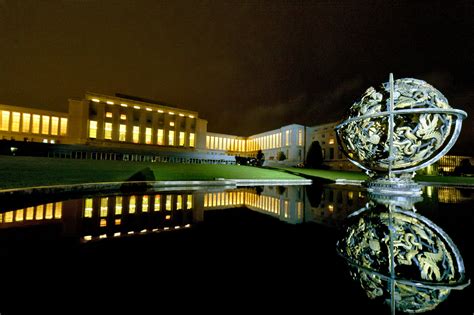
0, 0, 472, 154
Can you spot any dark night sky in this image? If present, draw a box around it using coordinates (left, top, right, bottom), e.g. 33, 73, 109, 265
0, 0, 472, 154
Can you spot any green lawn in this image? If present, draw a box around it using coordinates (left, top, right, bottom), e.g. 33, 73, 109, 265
278, 167, 474, 185
0, 156, 303, 189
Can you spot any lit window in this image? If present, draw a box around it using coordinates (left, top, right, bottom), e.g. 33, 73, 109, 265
133, 105, 140, 109
133, 126, 139, 143
165, 195, 172, 211
121, 103, 128, 107
1, 111, 10, 131
129, 196, 136, 214
100, 219, 107, 227
104, 122, 112, 140
328, 204, 334, 212
85, 198, 93, 218
41, 115, 50, 134
26, 207, 34, 220
170, 121, 175, 127
189, 133, 195, 147
145, 128, 152, 144
158, 110, 164, 113
89, 120, 97, 138
168, 130, 175, 145
329, 138, 335, 144
177, 195, 182, 210
100, 198, 108, 217
45, 203, 54, 219
154, 195, 161, 211
11, 112, 20, 132
120, 114, 126, 120
32, 114, 40, 133
115, 219, 121, 226
55, 202, 62, 219
298, 129, 303, 146
179, 113, 184, 117
15, 209, 24, 222
105, 112, 113, 118
187, 194, 193, 209
36, 205, 44, 220
142, 196, 149, 212
50, 140, 55, 144
157, 129, 164, 145
169, 112, 174, 115
146, 108, 152, 111
189, 115, 194, 119
206, 136, 210, 149
115, 196, 122, 215
285, 130, 290, 146
60, 118, 68, 135
22, 113, 31, 132
43, 139, 48, 143
179, 132, 185, 146
119, 124, 126, 141
92, 98, 100, 102
106, 101, 114, 105
51, 117, 59, 135
4, 211, 13, 223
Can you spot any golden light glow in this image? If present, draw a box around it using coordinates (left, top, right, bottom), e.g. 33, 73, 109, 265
179, 113, 184, 117
120, 114, 126, 120
92, 98, 100, 103
187, 194, 193, 209
15, 209, 24, 222
189, 133, 195, 147
166, 195, 172, 211
120, 103, 128, 107
119, 124, 126, 141
45, 203, 54, 219
89, 120, 97, 138
51, 116, 59, 135
133, 126, 139, 143
84, 235, 92, 241
55, 202, 62, 219
328, 204, 334, 212
154, 195, 161, 211
85, 198, 93, 218
11, 112, 20, 132
100, 198, 108, 217
133, 105, 140, 109
168, 130, 175, 146
165, 215, 171, 220
104, 122, 113, 140
105, 112, 113, 118
41, 115, 50, 134
114, 232, 121, 237
158, 110, 164, 113
100, 219, 107, 227
157, 129, 164, 145
189, 115, 194, 118
145, 128, 152, 144
169, 111, 175, 115
177, 195, 182, 210
36, 205, 44, 220
22, 113, 31, 133
142, 196, 149, 212
26, 207, 34, 220
60, 118, 67, 135
179, 131, 185, 146
129, 196, 136, 214
32, 114, 40, 133
1, 111, 10, 131
329, 138, 335, 144
115, 196, 122, 215
169, 121, 175, 127
106, 101, 114, 105
146, 108, 152, 111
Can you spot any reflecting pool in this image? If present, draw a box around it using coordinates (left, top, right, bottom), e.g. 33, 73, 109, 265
0, 183, 471, 314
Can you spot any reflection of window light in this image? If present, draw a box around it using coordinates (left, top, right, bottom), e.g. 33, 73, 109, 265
11, 112, 20, 132
120, 114, 126, 120
92, 98, 100, 102
166, 195, 172, 211
42, 139, 48, 143
146, 108, 152, 111
115, 197, 122, 215
45, 203, 54, 219
129, 196, 136, 214
114, 232, 121, 237
169, 112, 174, 115
179, 113, 184, 117
189, 115, 194, 119
169, 122, 175, 127
168, 130, 175, 146
26, 207, 34, 220
104, 122, 112, 140
177, 195, 182, 210
154, 195, 161, 211
55, 202, 62, 219
119, 124, 126, 141
133, 126, 139, 143
105, 112, 113, 118
145, 128, 152, 144
41, 115, 50, 134
165, 215, 171, 220
36, 205, 44, 220
51, 117, 59, 135
158, 110, 164, 113
179, 132, 185, 146
328, 204, 334, 212
189, 133, 195, 147
106, 101, 114, 105
22, 113, 31, 133
157, 129, 164, 145
85, 198, 93, 218
84, 235, 92, 241
100, 219, 107, 227
32, 114, 40, 133
133, 106, 140, 109
142, 196, 149, 212
100, 198, 108, 217
120, 103, 128, 107
187, 194, 193, 209
115, 219, 121, 225
15, 209, 24, 222
348, 191, 354, 200
329, 138, 335, 144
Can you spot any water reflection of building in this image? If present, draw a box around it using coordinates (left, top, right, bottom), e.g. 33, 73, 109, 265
422, 186, 473, 204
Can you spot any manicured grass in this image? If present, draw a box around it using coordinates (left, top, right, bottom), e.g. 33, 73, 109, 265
278, 167, 474, 185
0, 156, 303, 189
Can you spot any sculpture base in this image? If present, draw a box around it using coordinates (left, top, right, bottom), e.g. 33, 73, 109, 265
365, 177, 422, 196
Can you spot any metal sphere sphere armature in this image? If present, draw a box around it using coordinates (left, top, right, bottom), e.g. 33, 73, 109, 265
335, 73, 467, 195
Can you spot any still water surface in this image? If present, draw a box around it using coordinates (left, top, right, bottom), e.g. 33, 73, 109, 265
0, 183, 472, 314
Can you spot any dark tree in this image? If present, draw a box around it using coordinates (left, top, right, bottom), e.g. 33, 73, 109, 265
306, 141, 323, 168
454, 158, 473, 176
256, 150, 265, 166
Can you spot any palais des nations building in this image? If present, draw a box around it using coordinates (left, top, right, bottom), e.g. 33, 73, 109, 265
0, 92, 464, 173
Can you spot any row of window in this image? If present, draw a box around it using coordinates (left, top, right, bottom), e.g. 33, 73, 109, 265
0, 110, 67, 136
0, 202, 62, 223
90, 98, 196, 119
89, 120, 195, 146
206, 128, 305, 152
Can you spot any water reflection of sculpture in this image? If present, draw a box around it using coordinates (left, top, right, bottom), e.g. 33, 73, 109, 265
337, 201, 469, 313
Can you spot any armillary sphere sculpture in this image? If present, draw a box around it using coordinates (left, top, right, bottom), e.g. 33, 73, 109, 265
335, 73, 467, 195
